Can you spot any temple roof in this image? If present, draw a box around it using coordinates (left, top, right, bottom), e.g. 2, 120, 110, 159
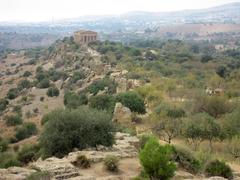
74, 30, 97, 34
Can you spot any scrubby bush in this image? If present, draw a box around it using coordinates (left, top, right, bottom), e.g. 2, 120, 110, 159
129, 48, 141, 56
205, 160, 233, 179
0, 138, 8, 152
15, 123, 38, 141
172, 145, 201, 174
38, 78, 50, 89
227, 136, 240, 159
89, 94, 116, 113
116, 91, 146, 114
154, 117, 183, 144
184, 113, 221, 150
104, 155, 119, 172
35, 72, 47, 82
221, 110, 240, 138
194, 96, 233, 118
17, 79, 32, 90
26, 171, 51, 180
13, 105, 22, 115
23, 71, 32, 77
40, 107, 115, 158
0, 98, 8, 112
88, 78, 117, 95
64, 91, 88, 109
7, 88, 19, 100
5, 114, 23, 126
71, 71, 86, 83
13, 145, 19, 152
195, 149, 212, 168
72, 155, 91, 168
139, 136, 176, 180
138, 134, 155, 150
47, 86, 60, 97
166, 107, 186, 118
17, 144, 41, 164
0, 152, 21, 168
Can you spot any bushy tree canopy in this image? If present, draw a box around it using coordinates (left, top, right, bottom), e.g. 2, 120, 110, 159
40, 107, 115, 158
116, 91, 146, 114
140, 136, 176, 180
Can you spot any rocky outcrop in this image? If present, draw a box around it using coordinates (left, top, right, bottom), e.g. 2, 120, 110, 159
31, 157, 80, 180
112, 103, 132, 124
67, 132, 139, 163
115, 77, 128, 93
0, 167, 36, 180
29, 133, 139, 180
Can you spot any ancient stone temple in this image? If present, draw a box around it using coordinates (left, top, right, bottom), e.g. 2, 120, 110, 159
73, 30, 98, 45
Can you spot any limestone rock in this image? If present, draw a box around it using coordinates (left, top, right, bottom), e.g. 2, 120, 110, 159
116, 77, 127, 93
112, 103, 132, 124
127, 79, 142, 90
174, 170, 195, 179
31, 157, 80, 180
0, 167, 36, 180
67, 132, 139, 163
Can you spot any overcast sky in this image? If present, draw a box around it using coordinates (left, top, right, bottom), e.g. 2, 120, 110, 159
0, 0, 239, 22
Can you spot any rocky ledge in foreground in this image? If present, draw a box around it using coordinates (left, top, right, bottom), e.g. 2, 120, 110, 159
0, 133, 139, 180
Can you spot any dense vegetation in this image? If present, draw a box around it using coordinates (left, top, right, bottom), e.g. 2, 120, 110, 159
39, 107, 115, 158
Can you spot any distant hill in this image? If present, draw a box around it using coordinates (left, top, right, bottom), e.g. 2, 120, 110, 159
120, 2, 240, 25
0, 2, 240, 47
1, 2, 240, 33
0, 32, 61, 50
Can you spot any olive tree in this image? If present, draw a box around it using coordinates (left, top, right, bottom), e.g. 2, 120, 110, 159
40, 107, 115, 158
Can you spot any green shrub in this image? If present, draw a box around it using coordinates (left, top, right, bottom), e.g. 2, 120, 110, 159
23, 71, 32, 77
89, 94, 116, 113
0, 138, 8, 152
40, 107, 115, 158
47, 86, 60, 97
7, 88, 19, 100
64, 91, 88, 109
205, 160, 233, 180
129, 48, 141, 56
13, 105, 22, 115
195, 149, 212, 168
38, 78, 50, 89
139, 136, 176, 180
48, 68, 66, 82
17, 144, 41, 164
227, 136, 240, 159
172, 145, 201, 174
138, 134, 154, 150
88, 78, 117, 95
71, 72, 86, 83
15, 123, 38, 141
40, 97, 44, 102
5, 114, 23, 126
18, 79, 32, 90
0, 152, 21, 168
26, 171, 51, 180
72, 155, 91, 168
13, 144, 19, 152
104, 155, 119, 172
35, 72, 47, 82
116, 91, 146, 114
166, 107, 186, 118
0, 98, 8, 112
